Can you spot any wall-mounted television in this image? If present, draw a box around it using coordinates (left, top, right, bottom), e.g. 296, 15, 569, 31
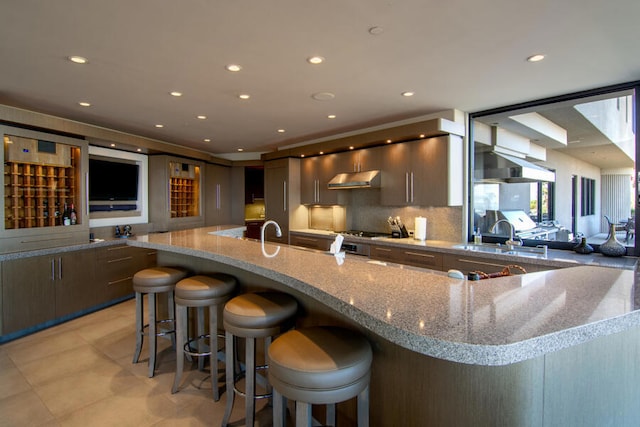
89, 158, 139, 204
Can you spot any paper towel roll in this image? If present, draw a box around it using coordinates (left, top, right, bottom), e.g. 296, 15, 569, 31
414, 216, 427, 241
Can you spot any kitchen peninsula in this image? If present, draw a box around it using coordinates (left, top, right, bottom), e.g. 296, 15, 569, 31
125, 226, 640, 426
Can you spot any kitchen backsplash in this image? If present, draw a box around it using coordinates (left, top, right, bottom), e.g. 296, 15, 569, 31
308, 189, 463, 242
244, 201, 265, 220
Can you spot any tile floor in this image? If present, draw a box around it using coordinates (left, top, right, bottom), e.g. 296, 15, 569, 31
0, 299, 273, 426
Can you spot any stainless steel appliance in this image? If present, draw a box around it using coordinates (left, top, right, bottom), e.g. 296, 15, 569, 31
489, 210, 559, 240
334, 230, 392, 256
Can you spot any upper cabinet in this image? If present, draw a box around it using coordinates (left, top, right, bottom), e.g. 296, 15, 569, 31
381, 135, 463, 207
338, 146, 383, 173
265, 158, 302, 243
301, 154, 342, 205
149, 155, 204, 231
244, 166, 264, 204
1, 125, 89, 253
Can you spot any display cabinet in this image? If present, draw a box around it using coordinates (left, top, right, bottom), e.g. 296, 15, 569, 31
1, 125, 89, 253
149, 155, 204, 231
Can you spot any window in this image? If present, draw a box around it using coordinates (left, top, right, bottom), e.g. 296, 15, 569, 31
469, 82, 638, 254
581, 177, 596, 216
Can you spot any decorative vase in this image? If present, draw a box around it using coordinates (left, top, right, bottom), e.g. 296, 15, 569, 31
573, 237, 594, 254
599, 223, 626, 257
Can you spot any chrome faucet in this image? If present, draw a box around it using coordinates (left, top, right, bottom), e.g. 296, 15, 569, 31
490, 219, 522, 249
261, 220, 282, 244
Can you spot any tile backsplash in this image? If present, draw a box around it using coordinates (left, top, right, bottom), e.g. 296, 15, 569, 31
308, 189, 463, 242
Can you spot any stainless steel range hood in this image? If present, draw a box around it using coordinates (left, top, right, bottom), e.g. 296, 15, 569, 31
476, 152, 555, 183
327, 170, 381, 189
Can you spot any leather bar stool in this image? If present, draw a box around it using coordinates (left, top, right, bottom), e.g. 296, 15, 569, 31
221, 291, 298, 427
172, 274, 237, 401
132, 266, 188, 378
268, 326, 373, 427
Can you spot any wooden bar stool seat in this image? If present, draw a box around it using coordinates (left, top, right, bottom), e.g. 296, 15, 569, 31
221, 291, 298, 427
132, 266, 188, 378
172, 274, 237, 401
268, 326, 372, 427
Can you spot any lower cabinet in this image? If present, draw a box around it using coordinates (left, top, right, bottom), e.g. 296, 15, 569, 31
1, 249, 96, 335
442, 254, 553, 275
371, 244, 444, 271
95, 245, 157, 302
1, 244, 157, 337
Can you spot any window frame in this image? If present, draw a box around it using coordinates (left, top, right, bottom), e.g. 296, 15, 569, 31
468, 81, 640, 256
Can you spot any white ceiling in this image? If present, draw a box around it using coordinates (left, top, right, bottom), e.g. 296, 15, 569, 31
1, 0, 639, 158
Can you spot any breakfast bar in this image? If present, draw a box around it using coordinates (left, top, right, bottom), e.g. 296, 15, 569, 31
127, 227, 640, 426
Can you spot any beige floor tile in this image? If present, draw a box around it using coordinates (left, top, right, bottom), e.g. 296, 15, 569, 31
4, 329, 87, 366
15, 344, 111, 386
33, 359, 145, 417
0, 389, 56, 427
75, 314, 134, 344
0, 353, 32, 400
56, 383, 180, 427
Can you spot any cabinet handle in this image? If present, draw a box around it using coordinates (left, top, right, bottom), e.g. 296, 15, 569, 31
51, 258, 56, 281
107, 246, 128, 252
216, 184, 221, 209
410, 172, 414, 203
107, 276, 134, 286
405, 172, 409, 203
374, 247, 392, 252
107, 256, 134, 264
457, 258, 505, 268
283, 181, 287, 211
58, 257, 62, 280
167, 180, 171, 213
406, 251, 434, 258
316, 179, 320, 203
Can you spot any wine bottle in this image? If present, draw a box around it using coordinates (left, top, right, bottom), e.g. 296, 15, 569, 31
62, 202, 71, 226
70, 203, 77, 225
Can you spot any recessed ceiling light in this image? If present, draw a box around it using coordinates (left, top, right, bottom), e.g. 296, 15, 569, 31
419, 134, 425, 138
277, 129, 286, 133
197, 115, 207, 120
368, 26, 384, 35
226, 64, 242, 72
204, 138, 211, 142
237, 148, 244, 152
386, 139, 392, 143
136, 148, 142, 152
78, 101, 91, 107
319, 151, 324, 155
307, 56, 325, 65
68, 56, 87, 64
349, 146, 355, 150
327, 114, 336, 119
155, 124, 164, 128
238, 94, 250, 100
301, 154, 305, 158
401, 91, 415, 97
170, 91, 183, 97
110, 143, 116, 147
527, 54, 545, 62
312, 92, 335, 101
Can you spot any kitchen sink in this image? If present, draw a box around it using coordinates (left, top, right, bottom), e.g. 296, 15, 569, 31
452, 243, 548, 258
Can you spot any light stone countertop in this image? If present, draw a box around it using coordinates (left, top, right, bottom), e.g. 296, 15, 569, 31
124, 226, 640, 366
290, 228, 639, 270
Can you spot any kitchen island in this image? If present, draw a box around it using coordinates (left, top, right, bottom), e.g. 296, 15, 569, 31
125, 226, 640, 426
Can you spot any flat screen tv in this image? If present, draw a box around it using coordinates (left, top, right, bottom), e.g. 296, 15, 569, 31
89, 158, 139, 201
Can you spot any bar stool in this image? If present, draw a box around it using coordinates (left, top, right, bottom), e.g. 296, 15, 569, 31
221, 291, 298, 427
268, 326, 373, 427
132, 266, 188, 378
172, 274, 237, 401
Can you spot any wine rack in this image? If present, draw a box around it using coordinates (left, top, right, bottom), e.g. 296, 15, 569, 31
169, 162, 200, 218
4, 147, 80, 230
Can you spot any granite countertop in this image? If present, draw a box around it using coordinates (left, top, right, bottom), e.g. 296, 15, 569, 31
290, 228, 639, 270
126, 226, 640, 366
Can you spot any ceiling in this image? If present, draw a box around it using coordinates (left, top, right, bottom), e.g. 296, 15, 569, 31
1, 0, 639, 159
